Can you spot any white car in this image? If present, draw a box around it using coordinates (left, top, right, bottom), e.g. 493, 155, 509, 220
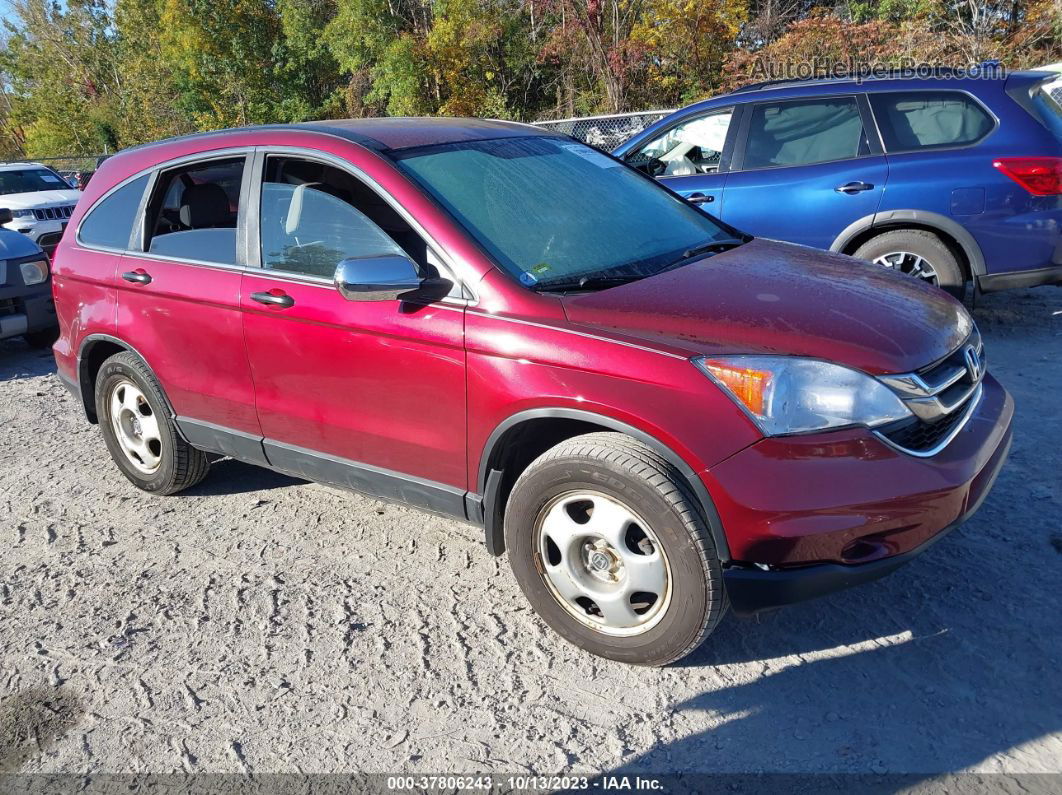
0, 162, 82, 257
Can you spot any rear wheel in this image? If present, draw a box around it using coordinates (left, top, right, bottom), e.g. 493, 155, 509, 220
94, 351, 209, 495
854, 229, 966, 300
504, 432, 726, 666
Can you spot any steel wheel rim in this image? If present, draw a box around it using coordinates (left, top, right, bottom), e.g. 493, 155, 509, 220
108, 379, 163, 475
533, 490, 672, 637
872, 250, 939, 284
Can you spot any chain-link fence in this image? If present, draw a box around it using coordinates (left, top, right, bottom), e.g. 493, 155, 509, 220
534, 110, 674, 150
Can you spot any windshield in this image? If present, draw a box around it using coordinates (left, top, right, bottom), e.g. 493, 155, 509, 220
0, 168, 69, 196
392, 136, 736, 289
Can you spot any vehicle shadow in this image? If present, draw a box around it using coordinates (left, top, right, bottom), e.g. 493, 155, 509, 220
0, 339, 57, 383
183, 457, 305, 496
607, 541, 1060, 780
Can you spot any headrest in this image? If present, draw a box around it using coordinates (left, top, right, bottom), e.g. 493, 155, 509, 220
179, 183, 231, 229
285, 182, 320, 236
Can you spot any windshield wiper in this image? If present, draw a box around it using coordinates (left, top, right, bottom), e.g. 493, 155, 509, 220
531, 274, 643, 293
679, 238, 747, 261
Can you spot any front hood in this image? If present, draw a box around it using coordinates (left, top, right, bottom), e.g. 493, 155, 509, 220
0, 229, 45, 261
561, 239, 972, 375
0, 189, 81, 208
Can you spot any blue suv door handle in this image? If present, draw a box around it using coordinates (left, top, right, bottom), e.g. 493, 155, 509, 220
835, 181, 875, 194
687, 193, 714, 204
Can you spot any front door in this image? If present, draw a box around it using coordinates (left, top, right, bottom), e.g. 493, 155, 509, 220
239, 152, 468, 505
721, 95, 888, 250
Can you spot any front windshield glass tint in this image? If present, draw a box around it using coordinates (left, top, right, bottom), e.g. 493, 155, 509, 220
0, 168, 68, 195
393, 136, 731, 287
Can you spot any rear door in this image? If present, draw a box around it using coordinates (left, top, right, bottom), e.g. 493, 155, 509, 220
239, 150, 468, 500
116, 152, 262, 441
721, 95, 888, 249
622, 106, 737, 210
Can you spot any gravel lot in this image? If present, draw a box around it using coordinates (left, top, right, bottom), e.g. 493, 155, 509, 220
1, 286, 1060, 783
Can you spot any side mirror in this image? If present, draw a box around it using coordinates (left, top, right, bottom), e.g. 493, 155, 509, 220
0, 208, 12, 225
335, 254, 445, 302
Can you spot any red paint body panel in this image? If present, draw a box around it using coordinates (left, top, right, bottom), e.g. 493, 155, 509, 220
116, 253, 261, 435
240, 274, 467, 487
50, 246, 120, 382
705, 373, 1013, 565
562, 239, 972, 375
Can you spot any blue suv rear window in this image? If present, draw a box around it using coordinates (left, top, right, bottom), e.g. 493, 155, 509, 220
869, 91, 993, 152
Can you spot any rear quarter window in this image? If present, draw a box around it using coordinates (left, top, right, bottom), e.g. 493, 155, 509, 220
869, 91, 994, 152
78, 174, 149, 250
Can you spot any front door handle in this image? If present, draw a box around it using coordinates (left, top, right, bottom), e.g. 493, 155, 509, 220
121, 270, 152, 285
835, 181, 874, 194
250, 290, 295, 309
687, 193, 715, 204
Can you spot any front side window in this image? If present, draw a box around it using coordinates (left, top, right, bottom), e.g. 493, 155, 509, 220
144, 157, 244, 265
743, 97, 867, 170
79, 174, 149, 250
869, 91, 994, 152
0, 167, 69, 195
259, 156, 412, 279
393, 136, 734, 290
626, 109, 733, 176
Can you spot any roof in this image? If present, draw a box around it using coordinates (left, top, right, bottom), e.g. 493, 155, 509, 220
301, 117, 558, 151
116, 117, 560, 159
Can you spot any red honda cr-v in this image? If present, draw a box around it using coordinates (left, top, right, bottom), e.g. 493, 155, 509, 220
51, 119, 1013, 665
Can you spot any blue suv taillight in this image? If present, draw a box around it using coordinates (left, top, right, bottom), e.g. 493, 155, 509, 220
992, 157, 1062, 196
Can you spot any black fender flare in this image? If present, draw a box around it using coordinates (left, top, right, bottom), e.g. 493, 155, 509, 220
477, 407, 732, 563
76, 333, 179, 424
830, 210, 987, 278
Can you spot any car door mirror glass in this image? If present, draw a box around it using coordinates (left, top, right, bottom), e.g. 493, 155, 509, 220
335, 254, 449, 302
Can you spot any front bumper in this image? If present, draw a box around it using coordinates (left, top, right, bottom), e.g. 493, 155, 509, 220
0, 285, 57, 340
705, 373, 1014, 614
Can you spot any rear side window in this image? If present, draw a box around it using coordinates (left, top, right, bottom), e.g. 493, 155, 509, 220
144, 157, 245, 265
743, 97, 867, 170
870, 91, 993, 152
79, 174, 149, 250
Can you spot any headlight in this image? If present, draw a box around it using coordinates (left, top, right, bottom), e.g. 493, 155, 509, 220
11, 209, 37, 219
19, 259, 49, 286
695, 356, 911, 436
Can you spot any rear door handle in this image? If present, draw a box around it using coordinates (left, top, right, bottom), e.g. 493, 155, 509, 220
250, 290, 295, 309
687, 193, 714, 204
121, 270, 152, 285
835, 181, 874, 194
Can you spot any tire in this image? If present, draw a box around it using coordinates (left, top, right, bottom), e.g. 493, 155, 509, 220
504, 432, 726, 666
94, 351, 209, 495
23, 327, 59, 349
854, 229, 966, 300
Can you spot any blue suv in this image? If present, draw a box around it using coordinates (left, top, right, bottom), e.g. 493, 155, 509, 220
614, 70, 1062, 297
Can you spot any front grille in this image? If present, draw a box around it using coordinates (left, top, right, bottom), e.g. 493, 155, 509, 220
876, 330, 985, 456
881, 406, 968, 452
0, 297, 23, 317
32, 205, 75, 221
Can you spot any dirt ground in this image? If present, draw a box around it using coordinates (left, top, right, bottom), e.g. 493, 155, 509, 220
0, 286, 1060, 783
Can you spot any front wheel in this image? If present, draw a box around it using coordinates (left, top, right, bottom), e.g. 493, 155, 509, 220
504, 433, 726, 666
